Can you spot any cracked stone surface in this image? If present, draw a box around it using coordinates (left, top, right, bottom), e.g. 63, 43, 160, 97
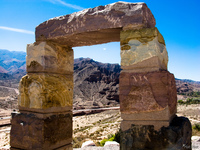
36, 2, 155, 47
18, 73, 73, 113
120, 27, 168, 72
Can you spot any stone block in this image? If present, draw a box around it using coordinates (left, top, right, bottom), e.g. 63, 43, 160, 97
121, 106, 175, 123
120, 116, 192, 150
121, 120, 169, 131
27, 41, 73, 74
119, 71, 177, 116
18, 73, 73, 113
36, 2, 155, 47
10, 112, 72, 150
120, 27, 168, 72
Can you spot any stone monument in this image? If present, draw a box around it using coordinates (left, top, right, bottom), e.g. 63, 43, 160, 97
10, 2, 192, 150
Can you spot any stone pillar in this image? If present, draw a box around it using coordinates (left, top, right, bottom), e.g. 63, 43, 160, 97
10, 41, 74, 150
120, 27, 192, 150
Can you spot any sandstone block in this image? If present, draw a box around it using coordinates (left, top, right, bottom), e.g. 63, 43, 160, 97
27, 41, 73, 74
36, 2, 155, 47
10, 112, 72, 150
121, 120, 169, 131
119, 71, 177, 116
120, 116, 192, 150
121, 106, 175, 123
120, 27, 168, 72
18, 73, 73, 113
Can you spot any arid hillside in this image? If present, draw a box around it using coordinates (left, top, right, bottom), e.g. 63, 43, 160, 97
0, 56, 200, 110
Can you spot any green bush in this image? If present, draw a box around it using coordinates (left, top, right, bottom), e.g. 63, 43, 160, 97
100, 130, 120, 146
188, 91, 200, 97
178, 91, 200, 97
193, 124, 200, 131
100, 139, 109, 146
178, 100, 184, 105
177, 98, 200, 105
186, 98, 200, 104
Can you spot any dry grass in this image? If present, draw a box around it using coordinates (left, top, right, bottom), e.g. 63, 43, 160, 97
73, 110, 121, 148
0, 104, 200, 148
0, 127, 10, 148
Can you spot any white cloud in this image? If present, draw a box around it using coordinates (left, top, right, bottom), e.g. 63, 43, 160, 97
103, 48, 107, 51
47, 0, 84, 10
0, 26, 34, 35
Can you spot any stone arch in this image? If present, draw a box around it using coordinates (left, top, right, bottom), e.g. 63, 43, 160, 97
35, 2, 155, 47
10, 2, 191, 150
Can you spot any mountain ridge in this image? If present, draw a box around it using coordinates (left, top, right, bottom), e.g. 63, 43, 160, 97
0, 49, 199, 109
0, 59, 199, 109
0, 49, 26, 74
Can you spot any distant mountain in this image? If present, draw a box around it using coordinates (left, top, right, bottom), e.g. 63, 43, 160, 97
176, 78, 200, 95
0, 48, 199, 109
73, 58, 121, 109
0, 49, 26, 61
0, 66, 8, 73
0, 49, 26, 74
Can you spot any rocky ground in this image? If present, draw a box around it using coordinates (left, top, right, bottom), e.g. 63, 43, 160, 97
73, 109, 121, 148
0, 104, 200, 149
177, 104, 200, 125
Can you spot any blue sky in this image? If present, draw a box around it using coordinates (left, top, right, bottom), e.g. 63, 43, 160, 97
0, 0, 199, 81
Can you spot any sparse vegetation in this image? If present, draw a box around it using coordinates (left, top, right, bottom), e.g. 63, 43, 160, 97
192, 124, 200, 136
100, 131, 120, 146
178, 98, 200, 105
178, 91, 200, 97
193, 124, 200, 131
72, 110, 121, 148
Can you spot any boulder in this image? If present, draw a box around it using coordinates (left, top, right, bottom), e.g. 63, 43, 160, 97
120, 116, 192, 150
104, 141, 119, 147
81, 141, 96, 148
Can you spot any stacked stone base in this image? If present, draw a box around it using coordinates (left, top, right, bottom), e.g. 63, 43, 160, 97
119, 27, 192, 149
10, 112, 73, 150
10, 41, 74, 150
120, 116, 192, 150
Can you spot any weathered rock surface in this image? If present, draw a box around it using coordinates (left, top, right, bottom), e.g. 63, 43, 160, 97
120, 116, 192, 150
119, 70, 177, 115
27, 41, 73, 74
120, 27, 168, 72
18, 73, 73, 112
10, 112, 72, 150
36, 2, 155, 47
